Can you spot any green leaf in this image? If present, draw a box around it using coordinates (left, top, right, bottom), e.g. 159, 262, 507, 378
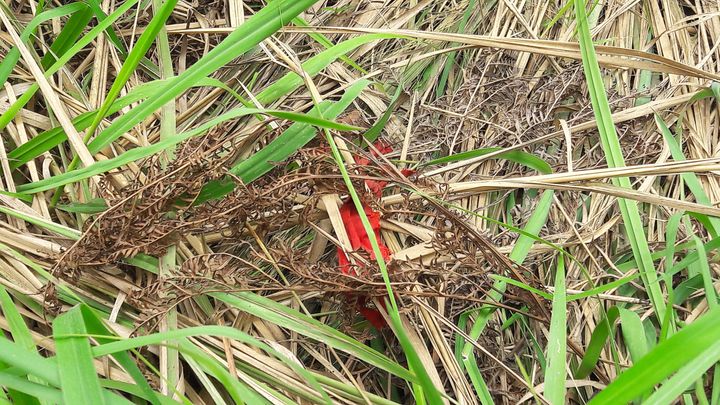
487, 275, 552, 300
78, 306, 162, 405
40, 4, 94, 69
194, 79, 370, 203
424, 147, 552, 174
253, 34, 394, 106
266, 111, 361, 131
646, 341, 720, 404
176, 340, 254, 405
211, 292, 415, 382
8, 33, 385, 171
16, 109, 350, 194
53, 307, 106, 405
544, 255, 567, 404
0, 287, 46, 404
363, 85, 404, 142
436, 0, 476, 98
0, 287, 36, 353
0, 190, 32, 203
567, 275, 636, 301
693, 236, 718, 310
84, 0, 135, 60
575, 307, 620, 379
56, 198, 108, 214
83, 0, 178, 143
87, 0, 319, 154
461, 189, 554, 400
91, 324, 332, 404
574, 0, 666, 320
0, 0, 143, 135
99, 380, 178, 405
0, 206, 81, 239
618, 308, 649, 363
9, 78, 234, 169
590, 308, 720, 404
0, 337, 59, 385
618, 308, 652, 402
0, 372, 61, 404
0, 2, 88, 87
233, 79, 369, 181
289, 14, 367, 73
655, 114, 720, 237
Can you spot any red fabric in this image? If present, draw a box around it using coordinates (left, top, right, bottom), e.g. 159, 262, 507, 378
336, 141, 409, 330
337, 201, 391, 330
356, 297, 388, 330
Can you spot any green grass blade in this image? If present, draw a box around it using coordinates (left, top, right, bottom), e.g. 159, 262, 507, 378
645, 341, 720, 405
40, 4, 93, 69
363, 84, 404, 142
91, 324, 333, 405
0, 372, 61, 404
0, 289, 50, 404
16, 109, 353, 194
575, 307, 620, 379
78, 306, 162, 405
460, 189, 554, 401
5, 387, 39, 405
258, 111, 361, 131
56, 198, 108, 214
544, 254, 567, 404
232, 79, 369, 181
183, 355, 233, 405
611, 233, 720, 292
8, 78, 232, 169
618, 308, 649, 363
0, 242, 83, 304
83, 0, 178, 142
488, 275, 553, 300
0, 287, 37, 353
187, 80, 369, 204
321, 114, 443, 403
176, 341, 252, 405
566, 275, 636, 301
436, 0, 475, 98
9, 34, 386, 171
84, 0, 131, 54
0, 287, 47, 404
693, 236, 718, 310
287, 14, 367, 73
655, 114, 720, 236
509, 191, 555, 263
424, 147, 552, 174
86, 0, 319, 154
188, 80, 369, 204
574, 0, 666, 320
0, 2, 87, 87
0, 337, 59, 385
211, 292, 415, 382
421, 193, 574, 260
99, 380, 179, 405
254, 34, 395, 106
589, 308, 720, 404
0, 0, 142, 135
52, 307, 106, 405
0, 206, 81, 238
618, 308, 651, 402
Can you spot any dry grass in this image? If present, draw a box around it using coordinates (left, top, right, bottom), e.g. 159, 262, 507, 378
1, 0, 720, 404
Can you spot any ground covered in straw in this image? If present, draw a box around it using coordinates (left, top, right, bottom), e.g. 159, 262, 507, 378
1, 0, 720, 404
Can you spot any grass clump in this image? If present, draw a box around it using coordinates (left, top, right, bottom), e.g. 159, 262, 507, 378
0, 0, 719, 403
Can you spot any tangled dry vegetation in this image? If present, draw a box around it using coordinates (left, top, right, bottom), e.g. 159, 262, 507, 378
2, 0, 720, 404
